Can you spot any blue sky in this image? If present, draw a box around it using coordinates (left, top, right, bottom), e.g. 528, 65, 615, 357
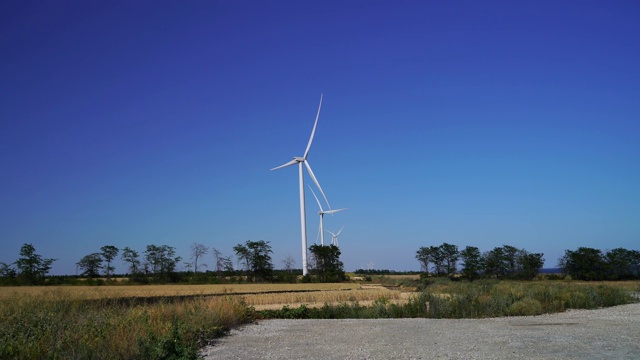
1, 1, 638, 275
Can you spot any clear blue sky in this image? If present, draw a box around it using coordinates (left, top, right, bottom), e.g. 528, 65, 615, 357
1, 1, 638, 275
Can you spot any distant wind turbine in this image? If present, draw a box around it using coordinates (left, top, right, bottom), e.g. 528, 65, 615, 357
271, 94, 329, 276
309, 186, 346, 246
326, 226, 344, 247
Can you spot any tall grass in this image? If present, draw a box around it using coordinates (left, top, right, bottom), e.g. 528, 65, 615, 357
422, 280, 635, 318
0, 289, 251, 359
259, 280, 638, 320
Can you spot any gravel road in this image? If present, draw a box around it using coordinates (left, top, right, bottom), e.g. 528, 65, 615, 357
201, 303, 640, 359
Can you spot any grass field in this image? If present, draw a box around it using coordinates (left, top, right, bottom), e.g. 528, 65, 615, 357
0, 282, 361, 300
1, 279, 637, 359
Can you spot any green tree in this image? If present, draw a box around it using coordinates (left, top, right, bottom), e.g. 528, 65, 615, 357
430, 245, 447, 276
604, 248, 635, 280
440, 242, 459, 276
460, 246, 483, 281
0, 262, 17, 278
233, 240, 273, 282
502, 245, 520, 276
309, 244, 345, 282
515, 250, 544, 280
559, 247, 606, 281
121, 247, 141, 275
14, 243, 56, 284
415, 246, 433, 275
144, 245, 181, 282
100, 245, 119, 281
483, 246, 509, 278
77, 253, 103, 278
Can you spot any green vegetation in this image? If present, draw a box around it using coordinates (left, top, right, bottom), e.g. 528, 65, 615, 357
259, 280, 638, 320
0, 289, 251, 360
559, 247, 640, 280
308, 244, 346, 282
416, 243, 545, 281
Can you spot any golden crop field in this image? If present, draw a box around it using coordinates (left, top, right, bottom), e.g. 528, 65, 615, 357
0, 282, 362, 300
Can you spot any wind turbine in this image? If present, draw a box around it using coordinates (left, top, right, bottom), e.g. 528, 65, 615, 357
309, 186, 346, 245
326, 226, 344, 246
271, 94, 330, 276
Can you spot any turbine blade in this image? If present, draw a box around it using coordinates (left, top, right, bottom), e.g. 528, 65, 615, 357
270, 159, 298, 171
325, 229, 336, 236
336, 226, 344, 236
308, 185, 324, 212
303, 94, 323, 160
304, 160, 331, 210
326, 208, 347, 215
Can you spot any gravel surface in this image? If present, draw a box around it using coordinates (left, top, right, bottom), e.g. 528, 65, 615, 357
201, 303, 640, 359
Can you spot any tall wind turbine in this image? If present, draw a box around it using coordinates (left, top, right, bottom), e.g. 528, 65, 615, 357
271, 94, 330, 276
326, 226, 344, 246
309, 186, 346, 246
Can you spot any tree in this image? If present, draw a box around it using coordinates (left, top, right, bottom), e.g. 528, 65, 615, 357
233, 240, 273, 282
482, 246, 509, 278
121, 247, 141, 275
309, 244, 345, 282
0, 262, 17, 278
190, 243, 209, 273
14, 243, 56, 284
558, 247, 606, 281
212, 247, 233, 277
282, 254, 296, 273
460, 246, 483, 281
416, 246, 433, 275
515, 251, 544, 280
77, 253, 103, 278
501, 245, 520, 276
144, 244, 181, 282
440, 243, 459, 276
100, 245, 119, 281
604, 248, 635, 280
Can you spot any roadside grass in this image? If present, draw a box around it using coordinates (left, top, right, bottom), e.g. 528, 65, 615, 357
0, 289, 251, 360
259, 280, 639, 320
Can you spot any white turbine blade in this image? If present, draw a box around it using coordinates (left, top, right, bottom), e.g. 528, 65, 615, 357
303, 94, 323, 160
270, 159, 298, 171
308, 185, 324, 212
325, 229, 336, 236
304, 160, 331, 210
336, 226, 344, 236
326, 208, 347, 215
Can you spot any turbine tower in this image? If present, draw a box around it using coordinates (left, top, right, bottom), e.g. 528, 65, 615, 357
310, 186, 346, 245
271, 94, 329, 276
326, 226, 344, 246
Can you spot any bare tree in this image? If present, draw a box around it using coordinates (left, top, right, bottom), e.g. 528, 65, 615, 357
212, 247, 233, 277
190, 243, 209, 273
282, 254, 296, 273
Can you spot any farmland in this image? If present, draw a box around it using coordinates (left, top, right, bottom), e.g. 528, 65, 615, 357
0, 282, 410, 359
1, 278, 638, 359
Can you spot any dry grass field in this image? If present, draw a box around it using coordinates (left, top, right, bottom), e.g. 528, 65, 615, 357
0, 282, 361, 300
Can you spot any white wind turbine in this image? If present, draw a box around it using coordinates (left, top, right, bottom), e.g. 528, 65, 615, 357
326, 226, 344, 246
309, 186, 346, 246
271, 94, 330, 276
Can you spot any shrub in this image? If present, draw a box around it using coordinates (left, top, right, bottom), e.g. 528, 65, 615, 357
508, 298, 543, 316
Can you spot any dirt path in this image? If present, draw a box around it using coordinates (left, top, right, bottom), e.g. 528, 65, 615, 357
202, 303, 640, 359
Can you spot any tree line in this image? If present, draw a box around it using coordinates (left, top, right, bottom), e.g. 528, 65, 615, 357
416, 243, 545, 281
0, 241, 345, 285
559, 247, 640, 280
416, 243, 640, 281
